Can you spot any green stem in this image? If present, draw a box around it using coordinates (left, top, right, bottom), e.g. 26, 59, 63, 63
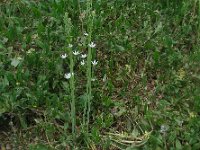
86, 46, 92, 131
69, 49, 76, 140
64, 11, 76, 142
83, 0, 93, 132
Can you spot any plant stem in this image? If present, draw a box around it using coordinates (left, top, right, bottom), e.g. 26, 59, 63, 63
69, 48, 76, 140
83, 0, 93, 132
64, 12, 76, 141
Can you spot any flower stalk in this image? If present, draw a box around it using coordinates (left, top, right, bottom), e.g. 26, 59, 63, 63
69, 45, 76, 140
64, 13, 76, 141
83, 0, 94, 132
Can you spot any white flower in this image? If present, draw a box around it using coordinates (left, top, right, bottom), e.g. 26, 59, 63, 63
81, 54, 87, 58
84, 32, 89, 36
91, 60, 98, 66
68, 44, 73, 48
81, 60, 85, 66
160, 124, 169, 133
89, 42, 96, 48
91, 78, 96, 82
73, 51, 80, 56
61, 53, 67, 59
64, 72, 74, 79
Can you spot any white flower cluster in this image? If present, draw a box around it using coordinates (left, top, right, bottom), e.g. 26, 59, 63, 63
62, 41, 98, 79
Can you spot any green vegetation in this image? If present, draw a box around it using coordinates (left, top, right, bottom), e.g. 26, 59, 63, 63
0, 0, 199, 149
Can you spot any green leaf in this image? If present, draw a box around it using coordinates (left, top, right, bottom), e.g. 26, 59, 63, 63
2, 76, 9, 87
155, 22, 163, 34
62, 81, 69, 92
11, 58, 20, 67
19, 115, 28, 129
0, 107, 6, 114
115, 45, 125, 51
176, 139, 182, 150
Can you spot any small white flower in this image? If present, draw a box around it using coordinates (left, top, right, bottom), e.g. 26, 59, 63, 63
81, 54, 87, 58
91, 60, 98, 66
160, 124, 169, 133
81, 60, 85, 66
91, 78, 96, 82
64, 72, 74, 79
73, 51, 80, 56
84, 32, 89, 36
68, 44, 73, 48
89, 42, 96, 48
61, 53, 67, 59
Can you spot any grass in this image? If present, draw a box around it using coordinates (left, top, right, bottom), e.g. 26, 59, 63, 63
0, 0, 200, 149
